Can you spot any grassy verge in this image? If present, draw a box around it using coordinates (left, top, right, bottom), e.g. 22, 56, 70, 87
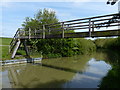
0, 38, 12, 60
0, 37, 42, 60
1, 38, 12, 45
94, 37, 120, 50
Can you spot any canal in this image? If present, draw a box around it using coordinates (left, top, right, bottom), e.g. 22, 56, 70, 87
2, 50, 120, 88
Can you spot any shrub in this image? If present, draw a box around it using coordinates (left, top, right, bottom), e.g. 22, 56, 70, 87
32, 38, 96, 58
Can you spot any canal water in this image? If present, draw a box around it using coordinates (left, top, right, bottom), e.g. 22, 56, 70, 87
1, 50, 120, 88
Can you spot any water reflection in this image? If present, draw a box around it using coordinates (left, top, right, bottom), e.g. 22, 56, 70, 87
2, 50, 119, 88
63, 58, 111, 88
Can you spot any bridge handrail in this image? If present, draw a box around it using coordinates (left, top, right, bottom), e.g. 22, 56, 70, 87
10, 29, 20, 45
45, 13, 119, 26
9, 28, 23, 52
43, 13, 119, 33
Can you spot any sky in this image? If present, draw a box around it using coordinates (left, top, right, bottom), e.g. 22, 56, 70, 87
0, 0, 119, 37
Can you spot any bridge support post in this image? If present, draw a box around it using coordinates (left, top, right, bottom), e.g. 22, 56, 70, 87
29, 28, 31, 39
89, 19, 91, 37
62, 22, 65, 38
22, 40, 29, 57
11, 39, 21, 59
92, 21, 94, 38
43, 25, 45, 39
48, 27, 51, 34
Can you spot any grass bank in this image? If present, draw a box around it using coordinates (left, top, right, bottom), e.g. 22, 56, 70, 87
0, 38, 12, 60
0, 38, 42, 60
94, 37, 120, 50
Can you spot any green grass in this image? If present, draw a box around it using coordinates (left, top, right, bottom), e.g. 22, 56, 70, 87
1, 37, 12, 45
0, 37, 12, 60
94, 37, 120, 49
1, 46, 11, 60
0, 37, 42, 60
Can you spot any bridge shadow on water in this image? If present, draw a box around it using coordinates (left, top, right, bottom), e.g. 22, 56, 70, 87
32, 63, 83, 74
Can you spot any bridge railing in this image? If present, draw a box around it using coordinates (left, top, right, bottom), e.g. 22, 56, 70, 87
46, 13, 120, 37
9, 28, 21, 52
15, 13, 120, 39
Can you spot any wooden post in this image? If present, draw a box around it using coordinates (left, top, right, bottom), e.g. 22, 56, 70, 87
62, 22, 65, 38
92, 21, 94, 32
23, 40, 29, 56
43, 25, 45, 39
11, 39, 21, 59
48, 27, 51, 34
67, 24, 70, 30
35, 29, 36, 36
89, 19, 91, 37
29, 28, 31, 39
92, 21, 94, 38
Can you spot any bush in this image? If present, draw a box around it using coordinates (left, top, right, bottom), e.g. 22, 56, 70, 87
29, 38, 96, 58
74, 38, 96, 54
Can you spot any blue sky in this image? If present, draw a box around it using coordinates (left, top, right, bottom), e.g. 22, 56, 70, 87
0, 0, 119, 37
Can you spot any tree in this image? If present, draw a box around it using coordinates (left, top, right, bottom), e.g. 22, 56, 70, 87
22, 8, 60, 35
22, 17, 40, 31
35, 8, 59, 25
